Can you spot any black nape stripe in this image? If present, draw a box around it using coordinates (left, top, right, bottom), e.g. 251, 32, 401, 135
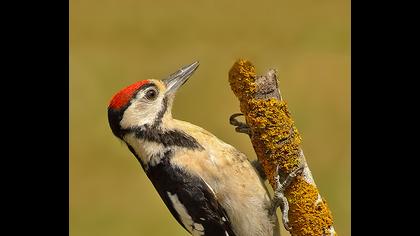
132, 125, 204, 150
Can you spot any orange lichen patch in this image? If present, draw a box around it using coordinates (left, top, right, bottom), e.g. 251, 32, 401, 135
286, 177, 335, 236
246, 99, 302, 186
228, 60, 302, 186
228, 59, 336, 236
228, 59, 257, 101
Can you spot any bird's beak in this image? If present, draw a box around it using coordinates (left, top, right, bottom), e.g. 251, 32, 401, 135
163, 61, 199, 95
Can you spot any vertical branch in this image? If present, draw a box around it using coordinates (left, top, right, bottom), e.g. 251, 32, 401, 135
228, 59, 336, 236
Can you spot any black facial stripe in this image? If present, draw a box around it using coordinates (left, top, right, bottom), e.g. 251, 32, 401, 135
153, 97, 168, 127
132, 125, 203, 150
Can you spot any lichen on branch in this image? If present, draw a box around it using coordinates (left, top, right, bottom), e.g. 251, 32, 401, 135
228, 59, 336, 236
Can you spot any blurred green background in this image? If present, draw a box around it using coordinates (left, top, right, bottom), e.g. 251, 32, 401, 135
70, 0, 350, 235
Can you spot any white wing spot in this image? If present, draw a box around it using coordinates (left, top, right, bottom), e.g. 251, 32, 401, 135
225, 231, 229, 236
222, 217, 226, 222
193, 223, 204, 231
200, 217, 205, 221
167, 192, 204, 236
167, 192, 194, 233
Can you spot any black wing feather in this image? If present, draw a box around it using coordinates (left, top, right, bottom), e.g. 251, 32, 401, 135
145, 155, 236, 236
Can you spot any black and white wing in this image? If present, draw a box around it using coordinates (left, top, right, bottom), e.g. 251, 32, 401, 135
146, 158, 236, 236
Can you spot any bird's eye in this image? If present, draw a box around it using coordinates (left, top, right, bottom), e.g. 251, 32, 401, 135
145, 88, 158, 100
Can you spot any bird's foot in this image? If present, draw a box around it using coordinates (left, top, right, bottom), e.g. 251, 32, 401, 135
269, 164, 305, 231
229, 113, 251, 136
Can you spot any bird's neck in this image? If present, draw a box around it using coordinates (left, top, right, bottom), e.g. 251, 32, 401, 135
123, 119, 203, 170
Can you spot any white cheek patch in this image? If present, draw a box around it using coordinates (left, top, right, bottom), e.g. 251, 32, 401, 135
120, 95, 163, 129
167, 192, 205, 236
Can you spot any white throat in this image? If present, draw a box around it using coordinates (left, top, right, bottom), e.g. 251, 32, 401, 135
123, 133, 170, 167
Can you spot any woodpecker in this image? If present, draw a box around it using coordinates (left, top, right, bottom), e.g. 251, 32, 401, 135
107, 62, 282, 236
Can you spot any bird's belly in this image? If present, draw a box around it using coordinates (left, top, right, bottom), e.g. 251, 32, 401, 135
207, 171, 276, 236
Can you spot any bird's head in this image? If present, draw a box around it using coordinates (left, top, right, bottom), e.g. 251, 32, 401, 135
108, 61, 199, 139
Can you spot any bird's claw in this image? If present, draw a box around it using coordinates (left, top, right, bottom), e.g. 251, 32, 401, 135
229, 113, 251, 136
270, 164, 305, 231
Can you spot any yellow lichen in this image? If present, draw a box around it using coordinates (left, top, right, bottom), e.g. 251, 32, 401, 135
246, 99, 301, 186
286, 177, 334, 236
228, 59, 257, 101
229, 60, 302, 184
228, 59, 336, 236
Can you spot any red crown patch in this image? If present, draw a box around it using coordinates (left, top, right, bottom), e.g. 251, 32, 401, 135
109, 80, 150, 110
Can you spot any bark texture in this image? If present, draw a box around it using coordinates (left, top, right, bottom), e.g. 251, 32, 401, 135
228, 59, 336, 236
